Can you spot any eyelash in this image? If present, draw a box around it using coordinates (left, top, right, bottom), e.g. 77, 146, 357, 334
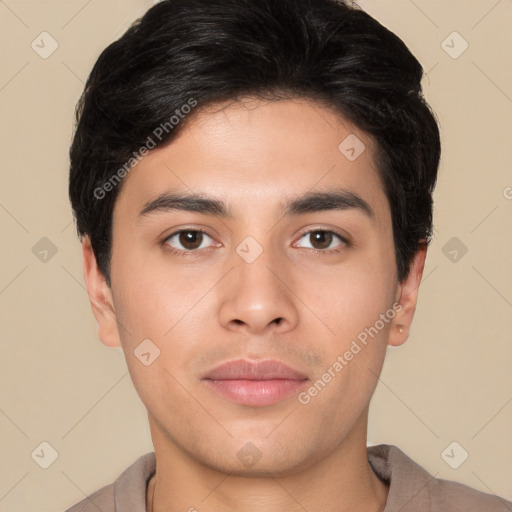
161, 229, 350, 257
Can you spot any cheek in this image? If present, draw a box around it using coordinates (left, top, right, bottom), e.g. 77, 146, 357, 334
111, 242, 196, 338
111, 269, 207, 418
304, 254, 396, 344
111, 250, 216, 374
297, 250, 396, 411
300, 277, 394, 424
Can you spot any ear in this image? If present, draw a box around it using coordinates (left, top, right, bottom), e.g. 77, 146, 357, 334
387, 243, 427, 347
81, 236, 121, 348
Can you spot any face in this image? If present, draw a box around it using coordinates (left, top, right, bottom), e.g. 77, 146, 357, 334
84, 97, 424, 477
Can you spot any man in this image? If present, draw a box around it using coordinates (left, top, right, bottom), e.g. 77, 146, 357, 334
65, 0, 512, 510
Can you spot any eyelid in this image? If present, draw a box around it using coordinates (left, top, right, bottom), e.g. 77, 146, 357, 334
161, 227, 219, 254
161, 224, 218, 242
162, 226, 351, 255
295, 225, 351, 244
293, 228, 350, 251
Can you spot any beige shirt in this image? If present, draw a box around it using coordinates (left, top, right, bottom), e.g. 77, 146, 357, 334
65, 444, 511, 511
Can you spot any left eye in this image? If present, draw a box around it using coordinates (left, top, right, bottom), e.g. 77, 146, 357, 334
295, 230, 346, 251
163, 229, 347, 254
164, 230, 214, 251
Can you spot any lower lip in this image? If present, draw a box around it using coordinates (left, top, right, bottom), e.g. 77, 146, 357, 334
203, 379, 309, 406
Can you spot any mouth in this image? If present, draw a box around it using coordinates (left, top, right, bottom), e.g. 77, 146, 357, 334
202, 359, 309, 407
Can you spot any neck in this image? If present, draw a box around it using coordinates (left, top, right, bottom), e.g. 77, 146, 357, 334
146, 410, 389, 512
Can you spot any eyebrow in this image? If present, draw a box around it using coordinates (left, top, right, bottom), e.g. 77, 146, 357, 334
138, 189, 375, 223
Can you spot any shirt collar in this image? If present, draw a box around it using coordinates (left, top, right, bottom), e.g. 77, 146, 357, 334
112, 444, 433, 511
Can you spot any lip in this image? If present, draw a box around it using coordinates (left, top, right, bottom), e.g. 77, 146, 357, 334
202, 359, 309, 407
203, 359, 308, 380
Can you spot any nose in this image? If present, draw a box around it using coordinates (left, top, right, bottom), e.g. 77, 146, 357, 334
218, 244, 300, 335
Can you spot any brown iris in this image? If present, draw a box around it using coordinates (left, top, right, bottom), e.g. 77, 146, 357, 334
178, 231, 204, 250
309, 231, 334, 250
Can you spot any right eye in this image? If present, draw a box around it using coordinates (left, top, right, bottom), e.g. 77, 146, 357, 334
163, 230, 216, 254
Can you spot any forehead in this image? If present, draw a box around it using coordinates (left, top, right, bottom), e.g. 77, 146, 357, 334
113, 97, 390, 226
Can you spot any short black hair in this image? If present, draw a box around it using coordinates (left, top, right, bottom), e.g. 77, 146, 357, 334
69, 0, 440, 287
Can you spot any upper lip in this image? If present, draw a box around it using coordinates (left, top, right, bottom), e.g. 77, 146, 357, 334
203, 359, 308, 381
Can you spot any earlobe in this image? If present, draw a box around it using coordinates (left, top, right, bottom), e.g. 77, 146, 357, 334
388, 243, 428, 347
81, 236, 122, 348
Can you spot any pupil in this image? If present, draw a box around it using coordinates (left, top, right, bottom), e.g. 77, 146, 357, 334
180, 231, 201, 250
177, 231, 332, 251
312, 231, 331, 249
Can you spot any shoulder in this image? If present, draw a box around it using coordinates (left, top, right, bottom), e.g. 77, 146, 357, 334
431, 476, 512, 511
63, 452, 156, 512
368, 444, 512, 511
64, 483, 114, 512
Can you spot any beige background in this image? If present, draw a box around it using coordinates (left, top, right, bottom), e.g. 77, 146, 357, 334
0, 0, 511, 510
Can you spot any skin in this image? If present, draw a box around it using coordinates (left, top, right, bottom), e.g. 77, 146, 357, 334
82, 97, 426, 512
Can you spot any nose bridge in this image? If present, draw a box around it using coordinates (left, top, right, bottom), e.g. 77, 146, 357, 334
234, 234, 284, 300
237, 241, 285, 286
218, 233, 299, 333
